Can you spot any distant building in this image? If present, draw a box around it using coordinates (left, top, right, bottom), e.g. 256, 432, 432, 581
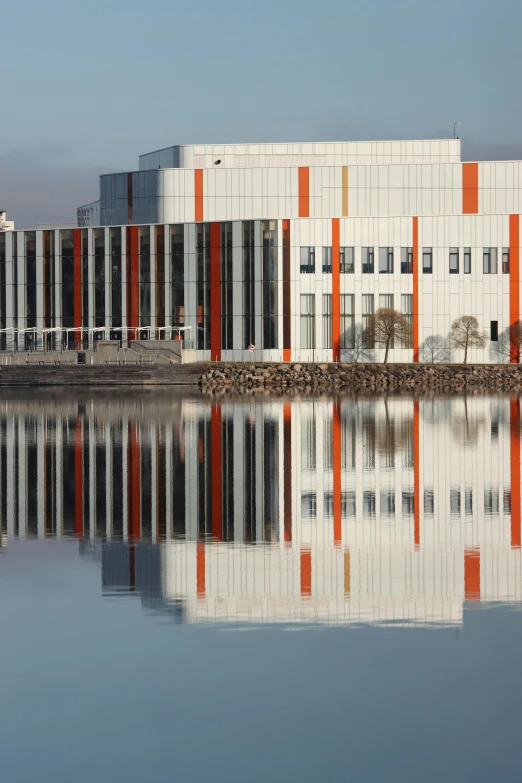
0, 210, 14, 231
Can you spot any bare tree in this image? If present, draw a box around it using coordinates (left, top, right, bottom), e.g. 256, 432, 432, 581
341, 324, 375, 363
419, 335, 452, 363
491, 322, 522, 363
449, 316, 487, 364
367, 308, 411, 363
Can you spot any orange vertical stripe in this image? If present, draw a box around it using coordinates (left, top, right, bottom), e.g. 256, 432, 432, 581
300, 549, 312, 596
342, 166, 348, 216
332, 218, 341, 362
211, 404, 222, 541
73, 229, 82, 346
510, 399, 521, 548
197, 542, 206, 597
462, 162, 479, 214
344, 550, 350, 596
464, 549, 480, 601
128, 423, 141, 539
412, 216, 419, 362
413, 399, 420, 550
333, 400, 342, 546
510, 214, 520, 363
283, 403, 292, 543
210, 222, 221, 361
74, 419, 83, 539
298, 167, 309, 218
195, 169, 203, 222
282, 219, 291, 360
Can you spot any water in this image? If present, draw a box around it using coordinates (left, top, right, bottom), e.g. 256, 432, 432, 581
1, 391, 521, 782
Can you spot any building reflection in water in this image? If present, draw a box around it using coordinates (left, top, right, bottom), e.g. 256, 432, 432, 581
1, 394, 521, 627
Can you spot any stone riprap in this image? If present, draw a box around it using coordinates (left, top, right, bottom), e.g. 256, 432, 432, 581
199, 363, 522, 395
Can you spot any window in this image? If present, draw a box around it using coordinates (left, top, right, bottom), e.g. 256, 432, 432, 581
483, 247, 497, 274
340, 246, 354, 273
300, 294, 315, 349
491, 320, 498, 342
362, 247, 374, 274
423, 247, 433, 274
380, 490, 395, 516
464, 247, 471, 274
301, 492, 317, 519
449, 247, 459, 274
322, 247, 332, 274
465, 489, 473, 515
503, 247, 510, 274
484, 489, 499, 515
362, 294, 374, 348
323, 294, 332, 349
379, 294, 394, 310
379, 247, 394, 273
450, 489, 461, 515
402, 492, 414, 515
424, 489, 434, 515
341, 295, 355, 349
401, 247, 413, 274
363, 490, 376, 516
300, 246, 315, 274
402, 294, 413, 348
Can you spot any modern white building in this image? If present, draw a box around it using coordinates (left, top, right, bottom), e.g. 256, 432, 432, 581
0, 137, 520, 362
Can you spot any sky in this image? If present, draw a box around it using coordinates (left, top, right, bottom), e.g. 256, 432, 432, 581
1, 0, 521, 228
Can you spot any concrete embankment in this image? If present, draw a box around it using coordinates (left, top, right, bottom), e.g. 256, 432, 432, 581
200, 363, 522, 395
0, 363, 209, 387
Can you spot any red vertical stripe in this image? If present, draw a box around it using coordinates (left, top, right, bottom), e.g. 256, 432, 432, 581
510, 399, 521, 548
282, 219, 291, 361
283, 403, 292, 543
73, 228, 82, 346
333, 400, 342, 546
298, 167, 309, 218
195, 169, 203, 222
510, 214, 520, 363
412, 216, 419, 362
197, 542, 206, 597
464, 549, 480, 601
74, 419, 83, 539
128, 423, 141, 540
332, 218, 341, 362
413, 399, 420, 550
300, 549, 312, 596
210, 222, 221, 361
211, 404, 222, 541
462, 163, 479, 214
127, 226, 139, 336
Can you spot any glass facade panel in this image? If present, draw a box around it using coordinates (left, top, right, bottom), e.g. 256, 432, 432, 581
449, 247, 459, 274
464, 247, 471, 274
322, 247, 332, 274
362, 294, 374, 348
300, 246, 315, 274
340, 294, 355, 349
170, 225, 184, 331
502, 248, 510, 274
221, 222, 233, 350
362, 247, 374, 274
401, 247, 413, 274
61, 230, 75, 336
379, 247, 393, 273
322, 294, 332, 349
110, 228, 122, 329
261, 220, 277, 349
93, 228, 105, 329
422, 247, 432, 274
483, 248, 498, 274
243, 221, 255, 347
340, 247, 354, 273
300, 294, 315, 349
139, 227, 150, 328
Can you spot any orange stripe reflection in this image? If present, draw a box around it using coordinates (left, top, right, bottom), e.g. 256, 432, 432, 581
197, 543, 205, 597
510, 399, 521, 548
464, 549, 480, 601
300, 549, 312, 597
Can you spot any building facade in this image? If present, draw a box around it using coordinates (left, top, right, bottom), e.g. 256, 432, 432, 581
0, 138, 521, 362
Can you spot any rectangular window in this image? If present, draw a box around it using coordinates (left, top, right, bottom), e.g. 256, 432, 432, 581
300, 294, 315, 349
483, 247, 498, 274
242, 221, 255, 347
322, 294, 332, 349
322, 247, 332, 274
464, 247, 471, 274
379, 247, 393, 274
196, 224, 210, 349
491, 320, 498, 342
171, 224, 185, 334
402, 294, 413, 348
221, 222, 233, 350
401, 247, 413, 274
422, 247, 433, 274
450, 488, 461, 516
154, 225, 165, 332
138, 226, 151, 328
110, 227, 122, 329
61, 229, 75, 335
449, 247, 459, 274
25, 232, 37, 336
261, 220, 278, 349
379, 294, 394, 310
340, 247, 354, 274
502, 247, 510, 274
424, 489, 434, 515
300, 246, 315, 274
362, 247, 374, 274
362, 294, 374, 348
465, 489, 473, 516
340, 294, 355, 349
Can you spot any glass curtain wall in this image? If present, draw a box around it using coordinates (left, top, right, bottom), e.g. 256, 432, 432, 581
243, 221, 255, 347
139, 227, 151, 333
61, 230, 75, 347
221, 223, 233, 350
196, 224, 210, 350
170, 225, 184, 339
261, 220, 277, 349
110, 228, 122, 337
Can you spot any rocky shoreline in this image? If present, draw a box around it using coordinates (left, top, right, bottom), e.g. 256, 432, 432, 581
199, 362, 522, 395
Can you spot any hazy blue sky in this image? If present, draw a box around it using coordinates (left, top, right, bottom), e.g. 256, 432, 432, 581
1, 0, 521, 227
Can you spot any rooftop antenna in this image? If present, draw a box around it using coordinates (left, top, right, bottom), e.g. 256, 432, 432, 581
453, 121, 462, 139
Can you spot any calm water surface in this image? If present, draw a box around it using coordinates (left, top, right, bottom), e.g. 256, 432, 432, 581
1, 392, 521, 782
